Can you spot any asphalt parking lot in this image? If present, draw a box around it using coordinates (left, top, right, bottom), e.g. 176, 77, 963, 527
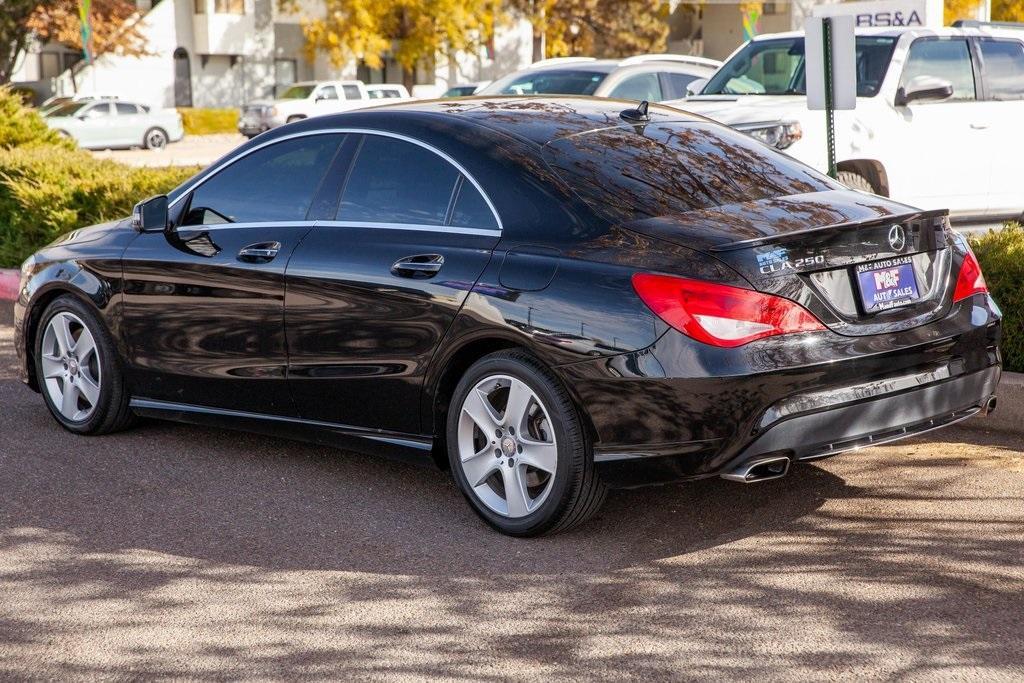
1, 306, 1022, 680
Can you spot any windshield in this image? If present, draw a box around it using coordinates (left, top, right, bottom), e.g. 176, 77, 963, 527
46, 101, 90, 118
702, 36, 897, 97
481, 69, 608, 96
279, 84, 317, 99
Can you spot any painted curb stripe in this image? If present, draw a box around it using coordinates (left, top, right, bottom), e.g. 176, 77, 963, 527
0, 269, 19, 301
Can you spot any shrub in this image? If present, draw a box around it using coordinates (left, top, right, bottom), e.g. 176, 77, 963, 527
970, 223, 1024, 373
0, 146, 197, 267
0, 86, 74, 150
177, 107, 239, 135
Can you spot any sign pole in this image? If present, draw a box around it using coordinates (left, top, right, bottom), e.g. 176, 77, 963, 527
823, 17, 837, 179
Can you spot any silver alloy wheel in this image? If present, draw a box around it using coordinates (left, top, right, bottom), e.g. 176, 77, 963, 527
457, 374, 558, 518
146, 129, 167, 149
40, 312, 101, 422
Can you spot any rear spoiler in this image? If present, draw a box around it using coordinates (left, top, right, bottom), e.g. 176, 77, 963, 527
708, 208, 949, 253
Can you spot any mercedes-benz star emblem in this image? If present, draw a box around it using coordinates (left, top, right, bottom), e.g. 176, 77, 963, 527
888, 224, 907, 252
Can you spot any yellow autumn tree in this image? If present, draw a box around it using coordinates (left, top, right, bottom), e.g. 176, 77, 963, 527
280, 0, 496, 90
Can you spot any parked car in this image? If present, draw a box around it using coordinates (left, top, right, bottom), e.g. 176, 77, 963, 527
366, 83, 412, 100
479, 54, 722, 102
674, 23, 1024, 220
15, 98, 1001, 536
442, 82, 489, 97
239, 80, 372, 138
43, 100, 184, 150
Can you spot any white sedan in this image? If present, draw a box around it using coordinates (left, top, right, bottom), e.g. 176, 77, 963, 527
44, 100, 184, 150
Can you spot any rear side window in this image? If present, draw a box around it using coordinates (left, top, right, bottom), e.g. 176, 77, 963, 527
900, 39, 977, 101
662, 72, 699, 100
450, 178, 498, 230
115, 102, 140, 115
980, 40, 1024, 101
343, 84, 362, 100
183, 134, 342, 225
609, 73, 663, 101
544, 122, 839, 224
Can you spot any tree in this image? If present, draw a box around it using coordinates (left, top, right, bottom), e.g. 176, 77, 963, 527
992, 0, 1024, 21
508, 0, 668, 60
281, 0, 495, 91
1, 0, 148, 86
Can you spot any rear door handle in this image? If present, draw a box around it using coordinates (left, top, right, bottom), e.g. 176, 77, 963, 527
238, 241, 281, 263
970, 123, 989, 130
391, 254, 444, 278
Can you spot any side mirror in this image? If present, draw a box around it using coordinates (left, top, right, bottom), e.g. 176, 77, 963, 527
895, 76, 954, 106
314, 94, 326, 102
685, 78, 709, 97
132, 194, 169, 232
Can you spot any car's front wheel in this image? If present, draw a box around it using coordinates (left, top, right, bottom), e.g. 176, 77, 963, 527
35, 296, 135, 435
446, 351, 606, 536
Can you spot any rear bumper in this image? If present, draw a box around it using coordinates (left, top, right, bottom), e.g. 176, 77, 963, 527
559, 295, 1002, 488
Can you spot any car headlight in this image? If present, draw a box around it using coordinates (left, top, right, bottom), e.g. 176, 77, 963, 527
737, 121, 803, 150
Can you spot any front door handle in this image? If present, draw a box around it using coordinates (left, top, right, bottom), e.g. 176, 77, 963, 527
970, 123, 989, 130
391, 254, 444, 278
238, 241, 281, 263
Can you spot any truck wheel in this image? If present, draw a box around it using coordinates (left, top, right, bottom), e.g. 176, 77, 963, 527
838, 170, 877, 194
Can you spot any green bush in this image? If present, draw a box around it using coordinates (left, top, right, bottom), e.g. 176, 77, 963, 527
970, 223, 1024, 373
0, 145, 196, 267
177, 107, 239, 135
0, 86, 74, 150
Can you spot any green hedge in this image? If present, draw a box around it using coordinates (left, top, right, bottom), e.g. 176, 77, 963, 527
177, 107, 239, 135
970, 223, 1024, 373
0, 86, 74, 151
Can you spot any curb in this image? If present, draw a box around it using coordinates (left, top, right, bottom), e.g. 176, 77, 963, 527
0, 269, 18, 302
964, 371, 1024, 435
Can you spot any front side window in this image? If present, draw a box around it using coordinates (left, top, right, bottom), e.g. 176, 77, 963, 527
481, 69, 608, 96
900, 38, 976, 101
703, 36, 897, 97
980, 39, 1024, 101
609, 72, 663, 101
544, 122, 839, 224
83, 103, 113, 119
317, 85, 339, 101
115, 102, 140, 115
662, 72, 700, 100
337, 135, 496, 229
183, 134, 342, 225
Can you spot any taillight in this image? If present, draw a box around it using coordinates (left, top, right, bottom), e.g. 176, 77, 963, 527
631, 273, 825, 348
952, 245, 988, 303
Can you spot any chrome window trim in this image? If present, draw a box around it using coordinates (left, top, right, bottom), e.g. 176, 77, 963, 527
168, 127, 504, 233
173, 219, 500, 237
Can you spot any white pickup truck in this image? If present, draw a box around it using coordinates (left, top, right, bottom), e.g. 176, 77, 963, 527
674, 23, 1024, 220
239, 80, 374, 137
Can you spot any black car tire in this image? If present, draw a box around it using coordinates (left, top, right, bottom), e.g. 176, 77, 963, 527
144, 127, 168, 150
446, 350, 607, 536
35, 296, 135, 435
838, 170, 876, 194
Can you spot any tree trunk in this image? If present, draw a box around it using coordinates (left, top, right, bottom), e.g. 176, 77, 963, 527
402, 66, 414, 92
0, 33, 28, 85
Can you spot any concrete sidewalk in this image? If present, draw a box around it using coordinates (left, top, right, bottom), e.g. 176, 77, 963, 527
89, 133, 245, 168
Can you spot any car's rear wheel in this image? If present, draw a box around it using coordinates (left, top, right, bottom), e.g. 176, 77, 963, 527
144, 127, 168, 150
446, 351, 606, 536
35, 296, 135, 435
838, 170, 876, 194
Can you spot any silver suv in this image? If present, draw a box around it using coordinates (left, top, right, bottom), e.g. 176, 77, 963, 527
478, 54, 722, 102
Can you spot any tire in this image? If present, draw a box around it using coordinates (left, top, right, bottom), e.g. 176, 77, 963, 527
143, 127, 168, 150
34, 296, 135, 435
446, 350, 606, 537
286, 115, 306, 124
838, 170, 877, 194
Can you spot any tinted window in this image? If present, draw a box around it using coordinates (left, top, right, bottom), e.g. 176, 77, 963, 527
342, 84, 362, 100
704, 36, 897, 97
115, 102, 139, 115
338, 135, 459, 225
450, 179, 498, 229
318, 85, 338, 100
482, 69, 608, 95
609, 72, 663, 101
900, 39, 976, 101
84, 103, 113, 118
544, 122, 839, 223
183, 134, 342, 225
980, 39, 1024, 101
662, 72, 699, 100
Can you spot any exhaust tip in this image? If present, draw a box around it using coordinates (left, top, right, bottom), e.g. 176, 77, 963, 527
721, 455, 791, 483
984, 396, 997, 415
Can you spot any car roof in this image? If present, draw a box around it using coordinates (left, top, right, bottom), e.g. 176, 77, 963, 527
750, 25, 1023, 41
323, 96, 707, 147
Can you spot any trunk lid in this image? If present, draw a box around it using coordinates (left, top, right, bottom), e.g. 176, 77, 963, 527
625, 190, 955, 336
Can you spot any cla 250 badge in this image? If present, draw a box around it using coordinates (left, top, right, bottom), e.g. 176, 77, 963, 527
756, 247, 825, 275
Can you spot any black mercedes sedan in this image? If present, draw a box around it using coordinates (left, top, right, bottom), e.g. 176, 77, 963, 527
14, 97, 1001, 536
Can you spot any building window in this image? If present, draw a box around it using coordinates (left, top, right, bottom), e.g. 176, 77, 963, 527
194, 0, 205, 13
274, 58, 296, 95
39, 53, 62, 80
213, 0, 243, 14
